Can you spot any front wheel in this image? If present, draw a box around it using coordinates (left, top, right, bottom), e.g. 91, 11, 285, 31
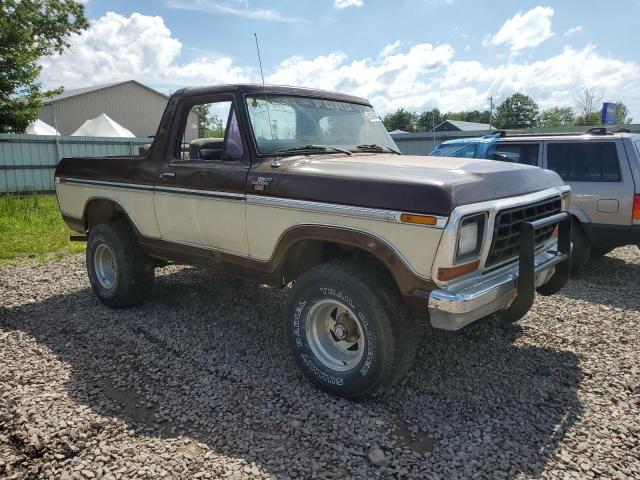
570, 223, 591, 273
591, 246, 613, 258
86, 219, 155, 308
285, 261, 418, 399
494, 300, 530, 325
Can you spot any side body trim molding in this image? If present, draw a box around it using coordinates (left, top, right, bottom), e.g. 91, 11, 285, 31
247, 195, 447, 227
58, 176, 448, 227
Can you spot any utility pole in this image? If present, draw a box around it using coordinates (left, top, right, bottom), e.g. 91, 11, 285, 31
432, 110, 436, 145
489, 96, 494, 130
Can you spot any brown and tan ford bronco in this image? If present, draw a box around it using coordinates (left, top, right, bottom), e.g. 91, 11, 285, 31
55, 84, 572, 398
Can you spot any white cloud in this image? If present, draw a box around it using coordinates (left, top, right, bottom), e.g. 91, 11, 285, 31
334, 0, 363, 8
563, 25, 583, 36
38, 12, 640, 119
485, 6, 554, 51
165, 0, 302, 22
39, 12, 251, 89
378, 40, 401, 58
267, 42, 455, 112
438, 45, 640, 112
266, 43, 640, 117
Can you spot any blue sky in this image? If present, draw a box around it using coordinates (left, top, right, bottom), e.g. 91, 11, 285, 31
39, 0, 640, 118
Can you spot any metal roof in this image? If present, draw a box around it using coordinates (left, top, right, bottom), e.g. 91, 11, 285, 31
44, 81, 372, 107
44, 80, 168, 104
433, 120, 494, 131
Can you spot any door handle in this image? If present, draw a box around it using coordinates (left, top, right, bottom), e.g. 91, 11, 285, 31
159, 172, 176, 179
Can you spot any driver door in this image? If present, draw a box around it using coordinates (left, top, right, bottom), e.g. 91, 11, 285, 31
153, 96, 250, 256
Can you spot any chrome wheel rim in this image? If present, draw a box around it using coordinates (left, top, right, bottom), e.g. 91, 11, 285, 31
305, 299, 365, 372
94, 244, 116, 289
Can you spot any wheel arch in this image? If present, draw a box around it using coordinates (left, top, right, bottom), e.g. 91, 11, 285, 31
568, 205, 591, 225
269, 225, 435, 302
82, 197, 141, 234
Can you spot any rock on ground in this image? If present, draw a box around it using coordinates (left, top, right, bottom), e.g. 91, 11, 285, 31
1, 247, 639, 479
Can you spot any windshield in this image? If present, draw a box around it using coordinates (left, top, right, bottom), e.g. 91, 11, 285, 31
245, 94, 398, 154
431, 143, 478, 158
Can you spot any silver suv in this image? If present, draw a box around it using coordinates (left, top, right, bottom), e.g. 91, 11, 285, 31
430, 129, 640, 270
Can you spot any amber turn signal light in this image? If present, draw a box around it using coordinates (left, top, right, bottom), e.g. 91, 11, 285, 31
633, 194, 640, 222
437, 260, 480, 281
400, 213, 438, 226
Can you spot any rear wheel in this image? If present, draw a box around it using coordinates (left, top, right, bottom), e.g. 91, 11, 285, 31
87, 219, 155, 308
285, 261, 418, 399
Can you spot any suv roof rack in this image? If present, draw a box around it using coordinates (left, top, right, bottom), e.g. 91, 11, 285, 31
499, 131, 588, 138
496, 127, 628, 138
584, 127, 613, 135
480, 131, 505, 139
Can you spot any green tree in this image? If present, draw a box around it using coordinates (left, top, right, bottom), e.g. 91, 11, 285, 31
464, 110, 492, 124
615, 102, 632, 124
416, 108, 444, 132
493, 93, 539, 129
574, 111, 601, 126
538, 106, 575, 127
444, 111, 466, 121
193, 104, 224, 138
0, 0, 88, 133
383, 108, 417, 132
444, 110, 492, 125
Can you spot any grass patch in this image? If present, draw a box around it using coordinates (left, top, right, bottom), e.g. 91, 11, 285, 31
0, 193, 85, 267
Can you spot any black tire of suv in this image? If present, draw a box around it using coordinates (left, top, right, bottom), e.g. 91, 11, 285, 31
86, 219, 155, 308
570, 223, 592, 273
285, 261, 418, 399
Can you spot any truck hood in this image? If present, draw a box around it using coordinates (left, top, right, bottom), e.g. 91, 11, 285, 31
250, 153, 565, 216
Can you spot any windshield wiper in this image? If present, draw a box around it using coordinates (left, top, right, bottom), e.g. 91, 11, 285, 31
354, 144, 401, 155
272, 144, 352, 156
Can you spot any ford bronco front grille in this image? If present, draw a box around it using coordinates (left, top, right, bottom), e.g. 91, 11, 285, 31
485, 197, 562, 269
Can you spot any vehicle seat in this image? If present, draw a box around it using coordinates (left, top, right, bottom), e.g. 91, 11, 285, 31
189, 138, 224, 160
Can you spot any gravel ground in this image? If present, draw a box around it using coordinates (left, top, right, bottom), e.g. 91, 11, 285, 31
1, 247, 639, 479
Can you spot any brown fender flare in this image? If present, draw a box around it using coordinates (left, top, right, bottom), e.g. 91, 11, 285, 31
267, 225, 436, 297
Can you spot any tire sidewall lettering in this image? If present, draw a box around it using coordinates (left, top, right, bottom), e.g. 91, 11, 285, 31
291, 286, 378, 389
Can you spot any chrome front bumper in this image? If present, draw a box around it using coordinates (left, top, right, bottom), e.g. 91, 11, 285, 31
428, 212, 571, 331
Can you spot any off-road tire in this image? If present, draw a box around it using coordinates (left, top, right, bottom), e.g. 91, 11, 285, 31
570, 222, 592, 273
285, 261, 418, 399
86, 219, 154, 308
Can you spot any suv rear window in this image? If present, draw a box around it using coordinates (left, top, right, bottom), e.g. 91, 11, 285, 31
490, 143, 539, 165
547, 142, 621, 182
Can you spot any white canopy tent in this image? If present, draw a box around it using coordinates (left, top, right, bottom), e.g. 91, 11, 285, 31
71, 113, 136, 138
26, 119, 60, 135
